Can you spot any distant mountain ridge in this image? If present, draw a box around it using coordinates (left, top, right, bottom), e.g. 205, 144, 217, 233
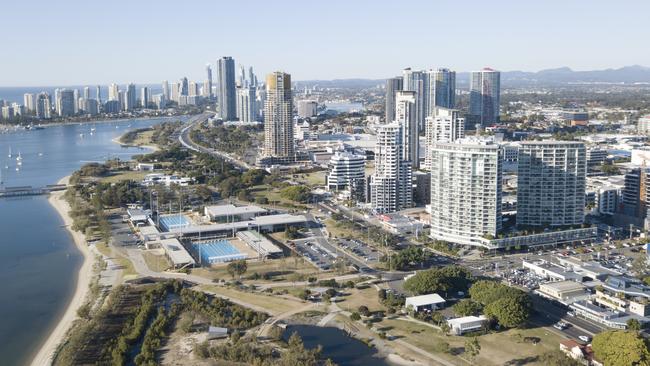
296, 65, 650, 88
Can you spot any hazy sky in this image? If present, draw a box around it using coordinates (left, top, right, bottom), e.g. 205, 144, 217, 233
2, 0, 648, 86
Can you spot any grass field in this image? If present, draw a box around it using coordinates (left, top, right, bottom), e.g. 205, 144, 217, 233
198, 284, 305, 314
100, 170, 152, 184
293, 171, 327, 187
190, 257, 320, 282
380, 318, 565, 366
142, 251, 171, 272
337, 287, 385, 313
95, 242, 137, 278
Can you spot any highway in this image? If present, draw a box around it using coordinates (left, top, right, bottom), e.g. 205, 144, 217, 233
177, 112, 253, 170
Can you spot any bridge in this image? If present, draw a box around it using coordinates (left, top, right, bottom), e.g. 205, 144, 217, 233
0, 184, 67, 198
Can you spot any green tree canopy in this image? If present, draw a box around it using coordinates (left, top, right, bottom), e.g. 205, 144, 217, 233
452, 299, 483, 317
592, 330, 650, 366
403, 265, 473, 295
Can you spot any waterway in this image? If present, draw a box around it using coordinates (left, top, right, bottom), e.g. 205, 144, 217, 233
283, 324, 390, 366
0, 117, 182, 365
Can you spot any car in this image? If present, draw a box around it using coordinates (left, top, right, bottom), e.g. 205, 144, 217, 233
578, 335, 591, 343
567, 311, 576, 317
553, 322, 567, 330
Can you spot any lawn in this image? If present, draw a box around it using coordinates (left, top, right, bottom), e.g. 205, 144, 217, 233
190, 257, 320, 282
337, 287, 385, 313
293, 171, 327, 187
95, 242, 137, 278
197, 284, 305, 315
380, 317, 565, 366
100, 170, 152, 184
142, 251, 171, 272
324, 218, 367, 241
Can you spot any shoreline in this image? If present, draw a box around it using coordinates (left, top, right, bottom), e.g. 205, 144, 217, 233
29, 176, 95, 366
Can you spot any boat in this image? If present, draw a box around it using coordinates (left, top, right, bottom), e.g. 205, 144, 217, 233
8, 147, 11, 158
80, 133, 85, 138
16, 152, 22, 164
38, 152, 43, 157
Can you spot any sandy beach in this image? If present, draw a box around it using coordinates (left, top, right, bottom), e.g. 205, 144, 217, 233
29, 176, 95, 366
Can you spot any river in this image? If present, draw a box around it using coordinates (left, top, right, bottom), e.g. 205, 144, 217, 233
0, 117, 183, 365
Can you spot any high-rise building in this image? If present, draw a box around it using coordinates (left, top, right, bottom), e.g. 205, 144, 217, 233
23, 93, 34, 112
56, 89, 76, 117
73, 89, 79, 113
370, 123, 413, 213
395, 91, 419, 168
125, 83, 137, 111
384, 76, 403, 123
108, 83, 119, 101
327, 150, 366, 201
162, 80, 169, 100
205, 64, 213, 98
263, 72, 294, 160
248, 66, 257, 87
429, 139, 503, 246
638, 115, 650, 135
427, 68, 456, 111
402, 68, 428, 133
469, 68, 501, 127
236, 86, 257, 122
1, 106, 14, 120
425, 107, 465, 169
179, 77, 189, 96
83, 86, 90, 100
516, 141, 586, 227
80, 98, 99, 115
297, 100, 318, 118
141, 87, 150, 108
188, 81, 199, 97
170, 83, 179, 103
217, 57, 237, 120
96, 85, 101, 103
35, 92, 51, 119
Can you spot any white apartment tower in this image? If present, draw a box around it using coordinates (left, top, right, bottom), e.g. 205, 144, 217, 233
237, 86, 257, 123
395, 91, 419, 168
516, 141, 587, 227
429, 139, 503, 246
370, 123, 413, 213
263, 72, 294, 160
425, 107, 465, 169
327, 150, 366, 191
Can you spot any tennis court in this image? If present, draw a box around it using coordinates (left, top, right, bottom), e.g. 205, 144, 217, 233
159, 214, 191, 232
193, 239, 248, 264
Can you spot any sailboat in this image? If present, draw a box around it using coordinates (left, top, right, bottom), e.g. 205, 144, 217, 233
16, 152, 22, 166
7, 147, 11, 158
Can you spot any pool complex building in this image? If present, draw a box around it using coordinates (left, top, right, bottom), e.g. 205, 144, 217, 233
193, 239, 248, 264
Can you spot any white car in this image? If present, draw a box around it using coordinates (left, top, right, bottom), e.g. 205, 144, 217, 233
578, 335, 591, 343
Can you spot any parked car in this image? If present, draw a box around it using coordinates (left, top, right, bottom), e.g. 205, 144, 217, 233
578, 335, 591, 343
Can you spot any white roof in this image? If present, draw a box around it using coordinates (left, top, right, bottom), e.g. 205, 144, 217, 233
447, 315, 487, 326
205, 204, 267, 217
172, 214, 308, 235
160, 238, 195, 266
236, 230, 283, 255
139, 225, 160, 236
405, 293, 445, 307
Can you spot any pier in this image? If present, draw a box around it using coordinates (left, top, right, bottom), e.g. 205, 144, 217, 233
0, 184, 67, 198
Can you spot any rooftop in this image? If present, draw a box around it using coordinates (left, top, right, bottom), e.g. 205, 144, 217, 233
405, 293, 445, 307
205, 204, 267, 218
447, 315, 487, 326
160, 238, 195, 266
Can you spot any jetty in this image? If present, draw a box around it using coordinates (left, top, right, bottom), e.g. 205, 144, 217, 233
0, 184, 67, 198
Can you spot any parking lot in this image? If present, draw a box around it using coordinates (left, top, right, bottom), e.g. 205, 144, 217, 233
337, 238, 382, 264
293, 239, 338, 271
108, 211, 141, 247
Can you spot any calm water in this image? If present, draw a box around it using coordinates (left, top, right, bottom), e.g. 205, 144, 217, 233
324, 102, 365, 113
283, 325, 390, 366
0, 117, 183, 366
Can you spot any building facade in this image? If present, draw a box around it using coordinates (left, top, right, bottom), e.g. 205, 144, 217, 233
327, 150, 366, 192
384, 76, 403, 123
217, 56, 237, 120
263, 72, 294, 161
425, 107, 465, 169
236, 86, 257, 123
469, 68, 500, 127
395, 91, 419, 168
517, 141, 587, 227
429, 139, 503, 246
370, 123, 413, 213
427, 68, 456, 111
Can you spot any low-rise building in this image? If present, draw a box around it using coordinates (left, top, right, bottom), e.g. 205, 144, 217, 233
204, 204, 267, 222
447, 316, 487, 335
160, 238, 195, 269
538, 281, 588, 303
405, 293, 445, 312
378, 214, 424, 235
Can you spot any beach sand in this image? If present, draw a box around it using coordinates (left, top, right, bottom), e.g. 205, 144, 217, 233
29, 176, 94, 366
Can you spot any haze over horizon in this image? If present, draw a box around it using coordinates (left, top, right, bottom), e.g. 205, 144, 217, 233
2, 0, 649, 86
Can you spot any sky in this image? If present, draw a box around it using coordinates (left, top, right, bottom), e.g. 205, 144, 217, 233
1, 0, 649, 86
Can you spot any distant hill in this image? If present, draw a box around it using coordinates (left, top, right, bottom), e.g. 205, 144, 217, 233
296, 66, 650, 88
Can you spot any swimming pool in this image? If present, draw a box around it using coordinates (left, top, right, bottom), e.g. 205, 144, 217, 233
193, 239, 248, 264
159, 214, 191, 232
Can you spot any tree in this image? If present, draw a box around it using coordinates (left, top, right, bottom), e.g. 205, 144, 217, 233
464, 337, 481, 361
539, 351, 581, 366
403, 266, 473, 295
628, 318, 642, 331
483, 294, 531, 328
592, 330, 650, 366
453, 299, 483, 317
227, 260, 248, 279
350, 312, 361, 321
358, 305, 370, 317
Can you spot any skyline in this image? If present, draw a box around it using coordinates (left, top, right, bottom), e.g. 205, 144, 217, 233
3, 0, 650, 86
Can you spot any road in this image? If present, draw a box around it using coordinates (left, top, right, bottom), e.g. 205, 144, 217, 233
177, 112, 253, 170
